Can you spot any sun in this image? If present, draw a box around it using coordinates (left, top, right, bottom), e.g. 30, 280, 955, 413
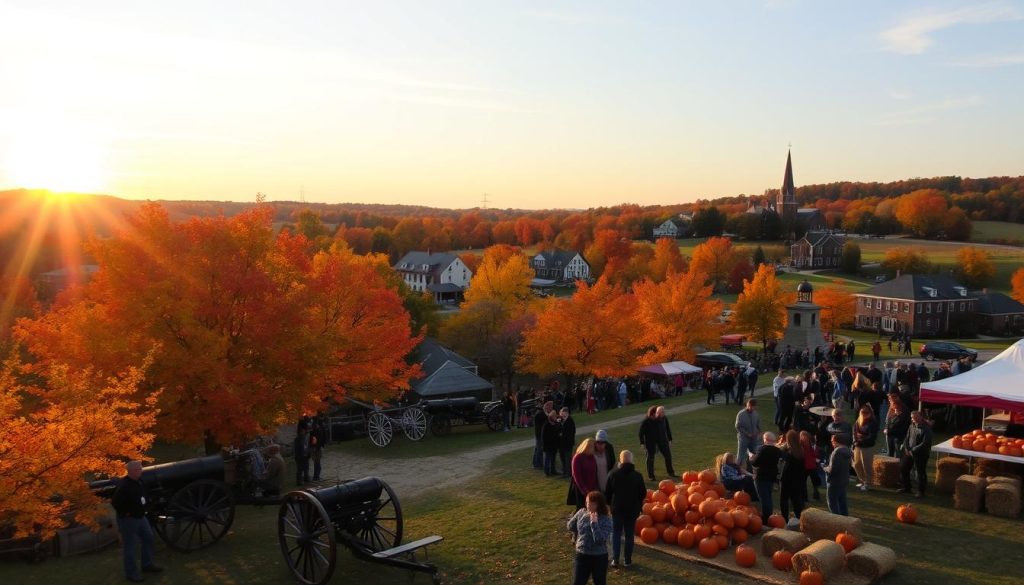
1, 120, 109, 194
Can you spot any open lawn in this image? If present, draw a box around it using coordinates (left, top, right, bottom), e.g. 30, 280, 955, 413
969, 221, 1024, 244
8, 394, 1024, 585
854, 237, 1024, 293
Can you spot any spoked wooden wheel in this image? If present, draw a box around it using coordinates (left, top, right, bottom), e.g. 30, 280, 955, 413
400, 407, 428, 441
348, 479, 403, 552
485, 408, 505, 432
153, 479, 235, 552
429, 414, 451, 437
278, 491, 337, 585
367, 412, 393, 447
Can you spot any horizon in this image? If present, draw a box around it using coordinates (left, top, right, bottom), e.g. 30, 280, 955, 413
2, 1, 1023, 208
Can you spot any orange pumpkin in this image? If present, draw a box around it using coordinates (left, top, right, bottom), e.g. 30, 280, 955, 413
730, 527, 749, 544
698, 536, 720, 558
836, 531, 859, 553
645, 489, 655, 503
635, 514, 653, 532
768, 514, 787, 529
733, 490, 752, 506
662, 525, 680, 544
652, 491, 669, 504
951, 437, 963, 449
659, 479, 677, 494
771, 550, 793, 571
731, 509, 749, 528
651, 505, 668, 523
640, 526, 659, 544
682, 471, 700, 484
642, 502, 654, 516
713, 483, 727, 497
714, 533, 729, 549
734, 543, 756, 567
699, 470, 717, 484
973, 439, 987, 451
693, 523, 712, 541
699, 499, 721, 518
653, 522, 669, 537
684, 510, 702, 525
687, 492, 704, 507
985, 444, 999, 454
800, 570, 824, 585
896, 503, 918, 524
711, 523, 730, 537
677, 528, 696, 549
670, 512, 685, 527
747, 514, 763, 534
714, 510, 735, 529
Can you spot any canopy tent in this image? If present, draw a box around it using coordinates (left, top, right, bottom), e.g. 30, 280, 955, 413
920, 338, 1024, 411
637, 361, 702, 376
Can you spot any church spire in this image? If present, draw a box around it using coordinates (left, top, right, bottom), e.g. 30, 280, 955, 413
781, 149, 795, 200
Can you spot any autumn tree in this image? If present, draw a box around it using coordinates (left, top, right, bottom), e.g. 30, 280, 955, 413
584, 229, 632, 279
894, 189, 948, 238
517, 277, 638, 381
462, 247, 534, 309
840, 241, 861, 274
691, 206, 725, 237
1011, 268, 1024, 304
752, 245, 766, 268
649, 238, 688, 283
943, 206, 973, 241
727, 257, 755, 294
0, 354, 158, 538
813, 282, 857, 337
880, 248, 932, 277
16, 204, 419, 448
0, 276, 39, 353
732, 264, 789, 351
691, 237, 739, 292
955, 247, 995, 289
632, 270, 722, 363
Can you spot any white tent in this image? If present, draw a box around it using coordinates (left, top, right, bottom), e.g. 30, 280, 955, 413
920, 338, 1024, 411
636, 361, 703, 376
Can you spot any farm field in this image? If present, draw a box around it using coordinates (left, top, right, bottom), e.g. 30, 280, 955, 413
969, 221, 1024, 244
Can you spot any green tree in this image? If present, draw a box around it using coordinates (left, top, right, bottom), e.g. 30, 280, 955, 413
840, 242, 861, 274
691, 206, 725, 237
752, 245, 766, 268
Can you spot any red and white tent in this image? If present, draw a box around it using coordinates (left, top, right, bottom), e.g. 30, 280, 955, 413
920, 338, 1024, 411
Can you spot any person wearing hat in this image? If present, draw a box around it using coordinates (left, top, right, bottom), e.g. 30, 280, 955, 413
593, 429, 616, 492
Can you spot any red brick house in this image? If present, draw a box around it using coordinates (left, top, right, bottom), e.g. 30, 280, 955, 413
853, 275, 976, 337
791, 232, 845, 269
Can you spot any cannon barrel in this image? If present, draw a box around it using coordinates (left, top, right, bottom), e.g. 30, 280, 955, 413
307, 478, 385, 513
88, 455, 225, 498
421, 396, 478, 410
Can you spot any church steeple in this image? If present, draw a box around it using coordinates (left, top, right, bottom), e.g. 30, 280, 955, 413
776, 148, 798, 229
781, 149, 795, 200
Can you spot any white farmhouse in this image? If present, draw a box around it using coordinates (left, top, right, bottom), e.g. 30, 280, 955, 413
393, 251, 472, 304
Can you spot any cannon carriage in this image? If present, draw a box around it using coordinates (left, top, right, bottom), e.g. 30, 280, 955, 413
420, 396, 505, 436
328, 398, 429, 448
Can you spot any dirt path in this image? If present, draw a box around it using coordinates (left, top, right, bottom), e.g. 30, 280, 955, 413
314, 397, 728, 496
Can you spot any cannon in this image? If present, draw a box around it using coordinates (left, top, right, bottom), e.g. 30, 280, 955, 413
420, 397, 505, 436
278, 478, 442, 585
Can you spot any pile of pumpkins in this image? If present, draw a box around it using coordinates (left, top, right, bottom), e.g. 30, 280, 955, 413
951, 429, 1024, 457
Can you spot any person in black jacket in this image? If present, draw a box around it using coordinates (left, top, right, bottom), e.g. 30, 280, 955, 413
638, 406, 675, 480
749, 432, 781, 524
777, 378, 796, 432
294, 423, 310, 485
542, 411, 562, 476
558, 407, 576, 478
605, 450, 647, 569
533, 400, 553, 469
112, 461, 162, 582
899, 410, 933, 498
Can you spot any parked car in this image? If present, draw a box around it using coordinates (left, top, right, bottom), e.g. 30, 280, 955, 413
918, 341, 978, 362
694, 351, 746, 370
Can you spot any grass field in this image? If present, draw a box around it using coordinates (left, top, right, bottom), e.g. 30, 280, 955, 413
9, 390, 1024, 585
969, 221, 1024, 244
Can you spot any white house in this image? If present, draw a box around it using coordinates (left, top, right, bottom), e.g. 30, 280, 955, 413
652, 218, 689, 239
393, 251, 472, 304
531, 249, 590, 281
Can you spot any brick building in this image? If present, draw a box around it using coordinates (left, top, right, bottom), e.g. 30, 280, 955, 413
853, 274, 976, 337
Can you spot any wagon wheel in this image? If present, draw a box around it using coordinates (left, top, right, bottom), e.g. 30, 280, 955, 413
485, 408, 505, 432
351, 479, 403, 552
278, 490, 337, 585
400, 407, 428, 441
429, 414, 451, 437
367, 412, 393, 447
152, 479, 234, 552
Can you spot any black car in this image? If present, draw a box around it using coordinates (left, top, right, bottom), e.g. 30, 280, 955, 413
919, 341, 978, 362
694, 351, 746, 370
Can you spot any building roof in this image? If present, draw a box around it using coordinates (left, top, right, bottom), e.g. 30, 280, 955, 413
393, 251, 460, 274
415, 337, 475, 376
973, 291, 1024, 315
659, 218, 688, 229
534, 248, 586, 267
782, 150, 795, 197
427, 282, 464, 293
800, 231, 844, 247
796, 208, 821, 216
411, 337, 493, 398
855, 274, 974, 301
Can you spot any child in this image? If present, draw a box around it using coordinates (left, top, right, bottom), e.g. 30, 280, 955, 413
799, 431, 822, 501
567, 491, 613, 585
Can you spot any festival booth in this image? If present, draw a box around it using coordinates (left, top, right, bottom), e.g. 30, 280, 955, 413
637, 361, 704, 395
921, 338, 1024, 465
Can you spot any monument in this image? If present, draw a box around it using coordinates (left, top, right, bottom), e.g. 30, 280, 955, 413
780, 280, 827, 356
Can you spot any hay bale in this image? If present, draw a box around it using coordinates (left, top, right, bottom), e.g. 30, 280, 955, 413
791, 539, 846, 579
954, 474, 986, 512
873, 455, 901, 488
846, 542, 897, 580
975, 458, 1019, 478
985, 483, 1021, 518
760, 528, 810, 556
799, 507, 862, 542
988, 475, 1022, 495
935, 457, 970, 494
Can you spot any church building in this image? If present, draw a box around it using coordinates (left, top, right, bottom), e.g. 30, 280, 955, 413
746, 150, 827, 236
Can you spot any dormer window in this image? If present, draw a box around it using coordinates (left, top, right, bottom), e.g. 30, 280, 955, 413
954, 286, 967, 297
922, 287, 937, 298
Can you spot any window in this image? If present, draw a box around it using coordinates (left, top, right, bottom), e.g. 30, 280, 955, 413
885, 300, 890, 311
926, 304, 931, 313
794, 313, 801, 326
903, 302, 909, 312
864, 298, 871, 308
937, 303, 943, 312
960, 302, 966, 312
916, 304, 922, 314
811, 313, 816, 325
875, 299, 882, 309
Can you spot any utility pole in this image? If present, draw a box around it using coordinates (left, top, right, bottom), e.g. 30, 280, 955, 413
481, 193, 489, 210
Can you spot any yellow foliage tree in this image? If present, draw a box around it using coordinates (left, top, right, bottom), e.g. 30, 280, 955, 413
463, 247, 534, 310
813, 282, 857, 337
690, 237, 738, 292
633, 270, 723, 363
733, 264, 789, 350
880, 248, 932, 276
954, 247, 995, 289
649, 238, 688, 283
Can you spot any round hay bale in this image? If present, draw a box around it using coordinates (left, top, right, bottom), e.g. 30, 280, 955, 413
791, 539, 845, 579
985, 483, 1021, 518
760, 528, 810, 556
846, 541, 897, 580
873, 455, 901, 488
799, 507, 862, 542
935, 457, 970, 494
954, 474, 986, 513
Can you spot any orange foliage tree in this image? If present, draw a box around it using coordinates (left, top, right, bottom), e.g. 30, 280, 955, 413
813, 282, 857, 337
690, 237, 739, 292
880, 248, 932, 276
0, 355, 158, 538
0, 275, 39, 352
1012, 268, 1024, 305
516, 277, 638, 380
894, 189, 948, 238
16, 203, 419, 448
732, 265, 789, 350
649, 238, 688, 283
633, 270, 722, 363
954, 247, 995, 289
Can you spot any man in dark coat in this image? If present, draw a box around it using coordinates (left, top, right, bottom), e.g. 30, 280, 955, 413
557, 407, 576, 478
542, 411, 562, 476
899, 410, 933, 498
777, 378, 796, 432
605, 450, 647, 568
294, 423, 310, 485
112, 461, 162, 582
533, 400, 552, 469
749, 432, 781, 524
639, 406, 675, 480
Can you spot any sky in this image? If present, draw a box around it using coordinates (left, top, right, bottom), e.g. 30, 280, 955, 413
0, 1, 1022, 209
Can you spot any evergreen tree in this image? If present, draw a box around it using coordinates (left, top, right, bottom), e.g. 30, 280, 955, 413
840, 241, 861, 274
752, 245, 766, 268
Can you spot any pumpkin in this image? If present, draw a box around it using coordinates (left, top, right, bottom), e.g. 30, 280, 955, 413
652, 505, 669, 523
677, 528, 696, 549
735, 543, 756, 567
731, 509, 749, 528
714, 510, 735, 529
699, 499, 721, 518
653, 522, 669, 537
713, 483, 727, 497
684, 510, 702, 525
730, 527, 749, 544
671, 493, 688, 515
733, 490, 752, 506
635, 514, 653, 532
671, 512, 686, 527
714, 533, 729, 549
800, 570, 824, 585
652, 491, 669, 504
659, 479, 677, 495
645, 489, 655, 503
747, 514, 763, 534
985, 445, 999, 454
897, 503, 918, 524
699, 470, 717, 484
768, 514, 787, 529
682, 470, 700, 484
972, 439, 987, 451
999, 446, 1010, 455
688, 492, 704, 507
693, 523, 712, 541
711, 523, 730, 537
771, 549, 793, 571
642, 502, 654, 516
662, 525, 680, 544
698, 536, 719, 557
951, 437, 963, 449
836, 531, 859, 553
640, 526, 659, 544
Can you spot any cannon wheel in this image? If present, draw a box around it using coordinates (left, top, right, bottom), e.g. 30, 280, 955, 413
353, 479, 403, 552
278, 490, 337, 585
367, 412, 393, 447
153, 479, 234, 552
485, 408, 505, 432
400, 407, 427, 441
429, 414, 451, 437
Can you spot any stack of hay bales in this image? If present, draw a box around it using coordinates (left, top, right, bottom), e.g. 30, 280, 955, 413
792, 508, 897, 581
985, 476, 1022, 518
799, 507, 862, 542
954, 474, 987, 512
873, 455, 901, 488
935, 457, 970, 493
